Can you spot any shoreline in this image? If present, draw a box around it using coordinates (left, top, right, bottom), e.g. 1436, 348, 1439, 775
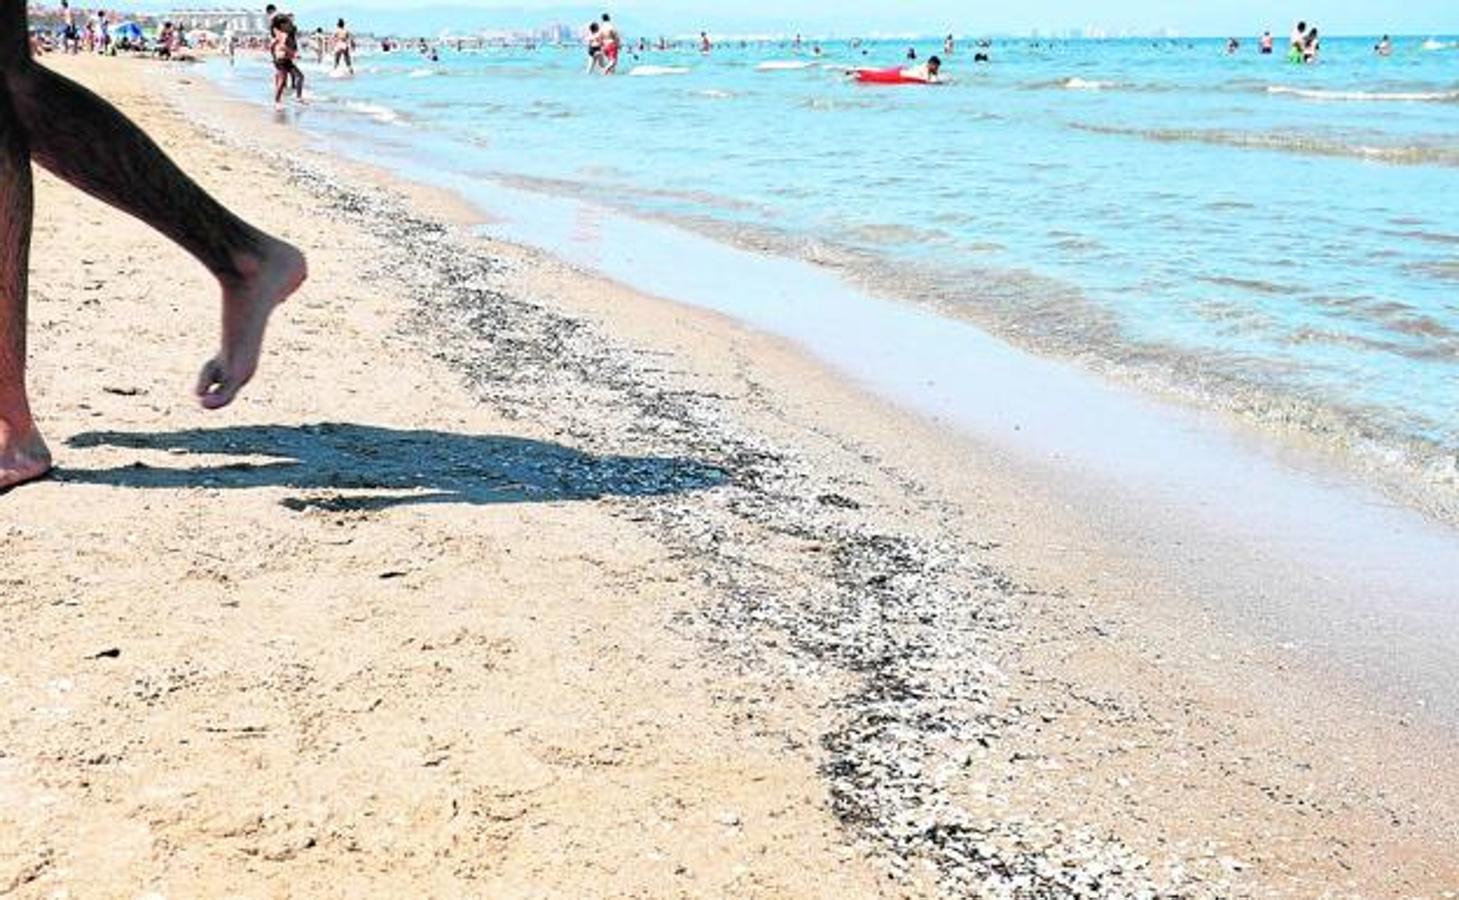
210, 50, 1459, 534
191, 55, 1459, 723
164, 56, 1459, 884
5, 54, 1457, 896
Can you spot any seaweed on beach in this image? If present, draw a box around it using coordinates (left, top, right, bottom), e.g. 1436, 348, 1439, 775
240, 144, 1215, 899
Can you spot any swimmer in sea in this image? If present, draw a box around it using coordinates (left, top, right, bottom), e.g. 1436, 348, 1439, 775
1288, 20, 1306, 58
1260, 31, 1273, 54
0, 0, 308, 491
1303, 27, 1320, 63
901, 55, 942, 83
1375, 35, 1392, 57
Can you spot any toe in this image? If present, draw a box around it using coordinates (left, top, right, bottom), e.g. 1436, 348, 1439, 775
195, 358, 238, 410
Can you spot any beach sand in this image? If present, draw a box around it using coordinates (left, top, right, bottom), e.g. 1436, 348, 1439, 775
3, 55, 1457, 897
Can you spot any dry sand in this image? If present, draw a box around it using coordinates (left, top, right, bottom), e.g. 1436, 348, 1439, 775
3, 55, 1457, 898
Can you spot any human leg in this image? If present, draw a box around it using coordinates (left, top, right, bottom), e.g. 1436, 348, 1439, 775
0, 16, 306, 410
0, 84, 50, 489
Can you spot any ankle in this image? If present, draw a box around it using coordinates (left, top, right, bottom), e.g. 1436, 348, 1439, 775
0, 409, 42, 449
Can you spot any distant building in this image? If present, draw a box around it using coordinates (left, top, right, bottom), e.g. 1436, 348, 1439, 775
155, 8, 269, 35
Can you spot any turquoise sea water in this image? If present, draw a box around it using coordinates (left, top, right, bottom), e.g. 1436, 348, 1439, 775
209, 36, 1459, 481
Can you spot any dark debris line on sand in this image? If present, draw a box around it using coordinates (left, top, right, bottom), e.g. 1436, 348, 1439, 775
230, 138, 1216, 897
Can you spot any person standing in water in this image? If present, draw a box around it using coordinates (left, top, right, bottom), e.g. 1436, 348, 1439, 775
1288, 21, 1306, 55
0, 0, 308, 491
1259, 31, 1273, 54
266, 5, 304, 106
699, 31, 711, 54
333, 18, 354, 74
599, 14, 621, 75
1375, 35, 1393, 56
585, 21, 603, 74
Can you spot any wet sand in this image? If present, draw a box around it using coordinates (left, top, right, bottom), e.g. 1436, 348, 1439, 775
3, 55, 1457, 898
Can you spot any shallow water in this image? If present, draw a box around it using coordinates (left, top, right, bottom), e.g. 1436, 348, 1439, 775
208, 35, 1459, 489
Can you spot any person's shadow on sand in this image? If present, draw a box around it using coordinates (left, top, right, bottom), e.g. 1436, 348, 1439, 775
61, 423, 725, 513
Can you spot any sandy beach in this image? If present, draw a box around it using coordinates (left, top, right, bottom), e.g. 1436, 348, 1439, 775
4, 55, 1458, 898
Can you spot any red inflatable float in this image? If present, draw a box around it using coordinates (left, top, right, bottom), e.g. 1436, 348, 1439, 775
853, 66, 935, 85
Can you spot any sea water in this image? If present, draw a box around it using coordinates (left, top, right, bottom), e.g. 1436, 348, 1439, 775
207, 36, 1459, 496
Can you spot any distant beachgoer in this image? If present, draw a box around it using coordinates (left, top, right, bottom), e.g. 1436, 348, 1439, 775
265, 4, 304, 106
333, 19, 354, 73
0, 0, 309, 491
1226, 37, 1239, 54
973, 51, 990, 63
1375, 35, 1392, 56
944, 34, 954, 55
900, 55, 941, 83
906, 46, 917, 60
600, 14, 620, 74
1303, 28, 1320, 63
585, 21, 603, 73
311, 27, 325, 64
156, 21, 175, 59
1289, 21, 1306, 52
1259, 31, 1273, 54
699, 31, 711, 54
60, 0, 78, 53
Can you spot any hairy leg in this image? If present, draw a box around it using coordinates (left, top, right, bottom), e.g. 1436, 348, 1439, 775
0, 87, 51, 489
0, 18, 306, 410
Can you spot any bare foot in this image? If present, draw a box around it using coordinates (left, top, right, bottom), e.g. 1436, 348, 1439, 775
0, 424, 53, 492
195, 238, 308, 411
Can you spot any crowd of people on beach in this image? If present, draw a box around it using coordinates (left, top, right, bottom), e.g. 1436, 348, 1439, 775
20, 1, 1440, 101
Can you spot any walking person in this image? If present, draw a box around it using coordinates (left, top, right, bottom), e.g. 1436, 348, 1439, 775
333, 18, 354, 74
0, 0, 308, 491
599, 13, 621, 75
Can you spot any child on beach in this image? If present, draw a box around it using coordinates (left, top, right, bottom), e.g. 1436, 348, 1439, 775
0, 0, 308, 491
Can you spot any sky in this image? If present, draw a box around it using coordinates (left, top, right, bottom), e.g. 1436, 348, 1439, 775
136, 1, 1456, 37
